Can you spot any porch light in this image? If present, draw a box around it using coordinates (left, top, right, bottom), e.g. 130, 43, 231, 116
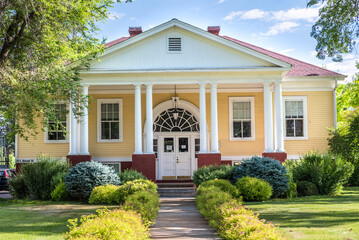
173, 85, 179, 121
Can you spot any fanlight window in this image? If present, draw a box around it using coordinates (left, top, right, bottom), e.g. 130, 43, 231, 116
153, 108, 200, 132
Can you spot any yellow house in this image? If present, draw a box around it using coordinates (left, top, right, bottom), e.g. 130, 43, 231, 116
16, 19, 344, 181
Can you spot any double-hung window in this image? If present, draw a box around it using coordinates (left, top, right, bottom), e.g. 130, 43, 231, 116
283, 96, 308, 140
229, 97, 255, 140
97, 99, 123, 142
45, 103, 68, 143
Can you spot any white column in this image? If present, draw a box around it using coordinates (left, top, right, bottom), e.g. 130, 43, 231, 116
69, 99, 77, 155
210, 84, 219, 153
263, 83, 274, 152
80, 85, 89, 155
199, 83, 207, 153
134, 84, 143, 154
146, 84, 154, 154
274, 82, 285, 152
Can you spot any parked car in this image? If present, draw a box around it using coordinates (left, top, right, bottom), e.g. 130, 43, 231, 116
0, 169, 16, 191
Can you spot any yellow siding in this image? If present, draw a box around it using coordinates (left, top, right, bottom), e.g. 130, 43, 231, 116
283, 91, 334, 155
17, 91, 334, 159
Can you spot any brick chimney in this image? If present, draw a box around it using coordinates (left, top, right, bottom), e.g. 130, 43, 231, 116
207, 26, 220, 36
129, 27, 142, 37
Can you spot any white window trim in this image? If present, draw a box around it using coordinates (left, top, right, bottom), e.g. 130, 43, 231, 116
167, 36, 183, 54
229, 97, 255, 141
283, 96, 308, 140
44, 103, 70, 144
97, 98, 123, 143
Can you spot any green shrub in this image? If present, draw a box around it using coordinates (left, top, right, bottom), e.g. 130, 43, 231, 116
286, 181, 298, 199
196, 186, 286, 240
218, 200, 286, 240
122, 190, 160, 224
196, 185, 236, 227
8, 174, 28, 199
297, 181, 318, 196
328, 109, 359, 185
200, 179, 239, 198
51, 180, 71, 201
118, 169, 146, 183
89, 184, 120, 204
286, 153, 354, 195
64, 161, 121, 201
65, 208, 150, 240
89, 179, 157, 205
13, 155, 70, 200
193, 164, 234, 187
236, 176, 272, 201
233, 156, 289, 197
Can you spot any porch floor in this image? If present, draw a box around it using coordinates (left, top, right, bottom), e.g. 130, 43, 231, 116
150, 197, 220, 240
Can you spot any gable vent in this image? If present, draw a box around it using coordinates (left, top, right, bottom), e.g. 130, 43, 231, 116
168, 37, 182, 52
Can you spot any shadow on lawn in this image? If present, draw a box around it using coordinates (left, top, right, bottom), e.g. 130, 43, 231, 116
246, 187, 359, 228
0, 199, 110, 237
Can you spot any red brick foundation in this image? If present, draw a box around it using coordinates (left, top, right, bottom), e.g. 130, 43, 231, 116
221, 160, 233, 166
132, 154, 156, 181
67, 155, 92, 166
197, 153, 221, 168
262, 152, 287, 163
121, 162, 133, 172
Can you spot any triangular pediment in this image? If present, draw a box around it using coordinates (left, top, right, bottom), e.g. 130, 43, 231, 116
88, 19, 291, 72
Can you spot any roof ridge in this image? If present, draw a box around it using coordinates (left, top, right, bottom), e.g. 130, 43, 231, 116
221, 35, 344, 77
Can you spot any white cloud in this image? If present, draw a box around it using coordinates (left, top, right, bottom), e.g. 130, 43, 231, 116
325, 58, 358, 81
261, 22, 299, 36
279, 48, 295, 55
216, 0, 227, 4
271, 7, 320, 22
108, 12, 125, 20
223, 11, 242, 21
241, 9, 268, 20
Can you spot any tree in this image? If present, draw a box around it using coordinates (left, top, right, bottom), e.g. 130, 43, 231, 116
308, 0, 359, 61
336, 75, 359, 122
0, 0, 130, 140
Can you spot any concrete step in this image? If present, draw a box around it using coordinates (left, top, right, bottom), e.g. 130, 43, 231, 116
157, 182, 195, 188
157, 187, 196, 197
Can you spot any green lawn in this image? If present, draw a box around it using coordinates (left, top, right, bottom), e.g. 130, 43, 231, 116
0, 199, 114, 240
246, 187, 359, 240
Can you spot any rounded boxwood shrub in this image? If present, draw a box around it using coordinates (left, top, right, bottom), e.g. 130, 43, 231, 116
236, 176, 272, 201
193, 164, 234, 187
233, 156, 289, 197
297, 181, 318, 196
64, 161, 121, 201
118, 169, 146, 183
65, 208, 150, 240
200, 179, 239, 198
51, 180, 71, 202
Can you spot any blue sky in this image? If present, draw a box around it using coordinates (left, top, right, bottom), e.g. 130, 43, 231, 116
95, 0, 357, 81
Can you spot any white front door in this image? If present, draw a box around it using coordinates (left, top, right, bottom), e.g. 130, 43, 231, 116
161, 136, 191, 180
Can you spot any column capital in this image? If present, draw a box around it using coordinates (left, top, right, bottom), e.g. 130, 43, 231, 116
133, 83, 142, 88
198, 83, 207, 87
210, 83, 218, 88
145, 83, 153, 87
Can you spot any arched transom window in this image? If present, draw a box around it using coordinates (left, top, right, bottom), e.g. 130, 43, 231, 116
153, 108, 200, 132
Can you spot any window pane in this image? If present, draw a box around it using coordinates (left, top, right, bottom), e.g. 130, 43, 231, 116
286, 120, 294, 137
114, 104, 119, 112
101, 113, 106, 121
242, 121, 251, 137
285, 101, 291, 118
57, 132, 65, 140
233, 102, 240, 111
48, 133, 56, 140
233, 121, 242, 138
113, 112, 119, 121
101, 122, 110, 139
178, 138, 188, 152
164, 138, 174, 152
111, 122, 119, 139
233, 110, 240, 119
298, 101, 304, 118
101, 104, 106, 113
295, 119, 304, 137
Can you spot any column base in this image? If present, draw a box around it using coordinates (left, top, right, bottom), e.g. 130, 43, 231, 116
197, 153, 221, 168
67, 155, 92, 166
132, 154, 156, 181
262, 152, 287, 163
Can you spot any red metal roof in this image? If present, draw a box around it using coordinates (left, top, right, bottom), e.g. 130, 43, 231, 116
104, 35, 344, 78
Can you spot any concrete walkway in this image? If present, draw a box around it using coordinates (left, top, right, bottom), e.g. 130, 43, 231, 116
150, 197, 220, 240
